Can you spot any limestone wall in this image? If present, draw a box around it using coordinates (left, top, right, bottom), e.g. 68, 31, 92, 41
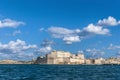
46, 50, 85, 64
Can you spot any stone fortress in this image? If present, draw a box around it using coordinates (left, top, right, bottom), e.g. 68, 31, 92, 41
34, 50, 120, 65
46, 50, 84, 64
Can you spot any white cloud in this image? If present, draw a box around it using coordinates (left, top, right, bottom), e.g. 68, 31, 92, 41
63, 36, 80, 44
48, 27, 80, 38
108, 44, 120, 50
83, 24, 109, 35
39, 46, 52, 53
48, 25, 110, 44
47, 16, 120, 44
0, 18, 25, 28
34, 46, 52, 57
0, 39, 37, 53
85, 48, 105, 58
12, 30, 21, 36
85, 48, 104, 53
35, 40, 53, 56
74, 29, 81, 33
40, 40, 53, 52
48, 27, 81, 44
97, 16, 120, 26
41, 39, 54, 47
48, 27, 73, 38
0, 39, 37, 60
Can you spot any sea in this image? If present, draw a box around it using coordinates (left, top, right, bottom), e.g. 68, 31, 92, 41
0, 64, 120, 80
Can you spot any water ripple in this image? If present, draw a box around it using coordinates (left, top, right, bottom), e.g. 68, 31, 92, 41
0, 65, 120, 80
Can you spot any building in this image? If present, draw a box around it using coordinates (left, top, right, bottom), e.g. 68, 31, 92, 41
85, 59, 94, 64
34, 56, 46, 64
104, 57, 120, 64
46, 50, 85, 64
94, 58, 105, 64
34, 50, 120, 65
70, 54, 84, 64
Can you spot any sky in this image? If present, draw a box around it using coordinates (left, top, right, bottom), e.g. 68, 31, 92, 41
0, 0, 120, 60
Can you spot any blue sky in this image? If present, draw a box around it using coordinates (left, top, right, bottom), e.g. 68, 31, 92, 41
0, 0, 120, 60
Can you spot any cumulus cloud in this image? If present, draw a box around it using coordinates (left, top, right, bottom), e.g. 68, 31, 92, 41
83, 24, 110, 35
0, 18, 25, 28
48, 27, 79, 38
85, 48, 105, 58
48, 25, 109, 44
12, 30, 21, 36
35, 40, 54, 56
47, 16, 119, 44
108, 44, 120, 50
39, 40, 53, 53
97, 16, 120, 26
48, 27, 81, 44
0, 39, 37, 60
63, 36, 80, 44
40, 39, 54, 47
39, 46, 52, 53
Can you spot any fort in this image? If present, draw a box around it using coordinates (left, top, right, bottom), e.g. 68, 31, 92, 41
34, 50, 120, 65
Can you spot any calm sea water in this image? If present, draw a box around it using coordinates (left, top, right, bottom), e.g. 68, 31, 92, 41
0, 64, 120, 80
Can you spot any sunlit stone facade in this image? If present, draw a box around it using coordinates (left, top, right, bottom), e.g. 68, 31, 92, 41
46, 50, 85, 64
34, 50, 120, 64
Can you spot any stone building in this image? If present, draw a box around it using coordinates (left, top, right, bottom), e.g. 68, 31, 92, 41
34, 50, 120, 65
34, 56, 46, 64
85, 58, 105, 65
85, 59, 94, 64
94, 58, 105, 64
104, 57, 120, 64
70, 54, 84, 64
46, 50, 85, 64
